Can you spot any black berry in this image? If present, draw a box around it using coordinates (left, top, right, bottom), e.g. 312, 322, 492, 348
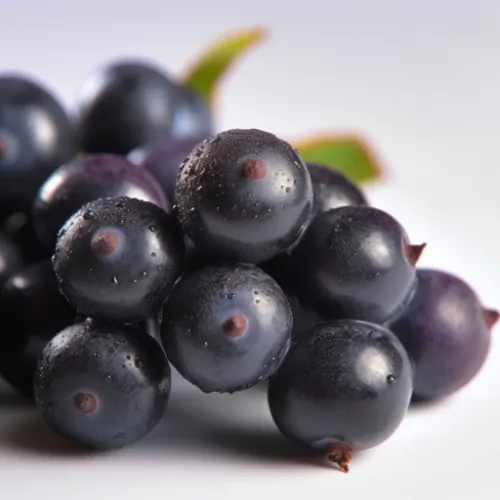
161, 264, 292, 393
53, 197, 185, 323
34, 319, 170, 449
77, 61, 180, 155
388, 268, 496, 401
175, 129, 313, 263
290, 206, 426, 323
268, 320, 412, 472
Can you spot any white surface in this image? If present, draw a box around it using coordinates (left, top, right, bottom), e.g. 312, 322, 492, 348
1, 0, 500, 498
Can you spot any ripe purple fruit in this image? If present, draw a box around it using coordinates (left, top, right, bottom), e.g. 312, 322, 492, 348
175, 129, 313, 263
34, 319, 170, 449
268, 320, 412, 472
77, 61, 180, 155
388, 268, 497, 401
290, 206, 426, 323
0, 75, 76, 212
161, 264, 292, 393
53, 196, 185, 323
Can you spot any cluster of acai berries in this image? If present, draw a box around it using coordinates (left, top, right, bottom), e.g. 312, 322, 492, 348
0, 60, 496, 474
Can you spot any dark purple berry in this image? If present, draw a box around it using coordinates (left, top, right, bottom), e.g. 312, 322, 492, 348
53, 196, 185, 323
307, 162, 368, 214
175, 129, 313, 263
77, 61, 180, 155
32, 154, 168, 248
290, 206, 426, 323
161, 264, 292, 393
34, 319, 170, 449
0, 75, 76, 212
0, 260, 75, 398
388, 268, 496, 401
268, 320, 412, 472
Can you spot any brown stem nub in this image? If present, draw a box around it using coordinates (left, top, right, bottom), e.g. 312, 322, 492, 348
406, 243, 427, 267
483, 308, 499, 331
326, 443, 353, 473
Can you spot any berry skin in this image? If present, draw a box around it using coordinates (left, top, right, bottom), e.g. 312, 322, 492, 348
0, 230, 23, 287
34, 319, 170, 450
128, 136, 207, 203
387, 269, 497, 401
290, 206, 426, 324
175, 129, 313, 263
161, 264, 292, 393
33, 154, 168, 249
170, 84, 213, 140
307, 162, 368, 214
53, 196, 185, 323
268, 320, 413, 472
77, 61, 180, 155
0, 260, 75, 398
0, 75, 76, 212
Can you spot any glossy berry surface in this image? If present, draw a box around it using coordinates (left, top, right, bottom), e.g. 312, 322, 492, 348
0, 260, 75, 398
128, 136, 207, 203
388, 269, 496, 401
170, 84, 213, 140
268, 320, 413, 472
0, 75, 76, 212
307, 162, 368, 214
290, 206, 425, 323
34, 319, 171, 449
33, 154, 168, 248
0, 230, 23, 287
161, 264, 292, 393
77, 61, 180, 155
53, 196, 185, 323
175, 129, 313, 263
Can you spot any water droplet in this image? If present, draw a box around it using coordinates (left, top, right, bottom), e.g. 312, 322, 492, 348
196, 185, 203, 191
228, 293, 235, 299
115, 201, 125, 208
105, 374, 111, 379
141, 271, 148, 277
82, 210, 95, 220
126, 355, 131, 360
108, 346, 116, 354
387, 375, 396, 384
111, 276, 118, 284
135, 359, 143, 369
151, 252, 157, 257
285, 187, 291, 193
256, 299, 261, 304
254, 291, 259, 295
149, 225, 156, 232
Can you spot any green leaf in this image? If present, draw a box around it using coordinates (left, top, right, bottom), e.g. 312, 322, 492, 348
294, 134, 384, 184
182, 27, 267, 106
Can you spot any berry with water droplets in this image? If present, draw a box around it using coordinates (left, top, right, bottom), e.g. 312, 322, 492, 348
290, 206, 426, 323
175, 129, 313, 263
161, 264, 292, 393
53, 196, 185, 323
34, 319, 170, 449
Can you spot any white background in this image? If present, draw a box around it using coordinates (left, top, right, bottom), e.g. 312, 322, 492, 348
1, 0, 500, 498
